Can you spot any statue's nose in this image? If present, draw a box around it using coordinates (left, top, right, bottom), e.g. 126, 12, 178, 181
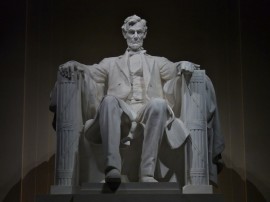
134, 32, 138, 39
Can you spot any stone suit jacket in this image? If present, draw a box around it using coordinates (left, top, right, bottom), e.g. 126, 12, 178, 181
50, 51, 223, 185
82, 51, 189, 149
85, 51, 177, 101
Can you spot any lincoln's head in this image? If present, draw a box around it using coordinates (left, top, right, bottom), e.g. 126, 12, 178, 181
122, 15, 147, 51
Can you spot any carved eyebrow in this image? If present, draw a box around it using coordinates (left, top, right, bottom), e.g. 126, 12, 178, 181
128, 29, 144, 35
129, 28, 143, 31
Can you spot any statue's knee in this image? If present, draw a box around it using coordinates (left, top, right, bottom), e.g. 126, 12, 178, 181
101, 95, 118, 106
102, 95, 117, 103
149, 98, 167, 112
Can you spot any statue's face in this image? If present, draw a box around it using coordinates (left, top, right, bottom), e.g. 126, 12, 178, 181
124, 22, 147, 51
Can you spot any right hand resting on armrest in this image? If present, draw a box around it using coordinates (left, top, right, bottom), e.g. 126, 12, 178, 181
59, 60, 85, 79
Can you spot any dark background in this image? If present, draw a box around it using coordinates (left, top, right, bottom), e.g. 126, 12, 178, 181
1, 0, 270, 201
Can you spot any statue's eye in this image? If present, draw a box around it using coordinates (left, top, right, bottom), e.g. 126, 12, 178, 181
128, 30, 135, 35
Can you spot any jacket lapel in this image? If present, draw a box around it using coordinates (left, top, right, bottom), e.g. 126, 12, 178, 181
141, 54, 154, 89
115, 51, 154, 88
115, 52, 130, 83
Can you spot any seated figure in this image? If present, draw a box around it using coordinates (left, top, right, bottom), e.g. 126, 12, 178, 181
50, 15, 224, 192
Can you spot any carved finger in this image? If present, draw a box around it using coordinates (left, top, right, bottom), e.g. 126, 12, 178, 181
64, 69, 68, 78
69, 66, 74, 79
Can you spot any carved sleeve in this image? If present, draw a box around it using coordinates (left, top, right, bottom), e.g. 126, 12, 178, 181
84, 59, 109, 84
159, 57, 177, 81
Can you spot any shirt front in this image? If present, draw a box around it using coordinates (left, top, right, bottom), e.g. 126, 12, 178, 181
126, 52, 147, 114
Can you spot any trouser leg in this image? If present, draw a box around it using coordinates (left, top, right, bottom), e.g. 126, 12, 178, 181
99, 95, 122, 172
140, 98, 168, 177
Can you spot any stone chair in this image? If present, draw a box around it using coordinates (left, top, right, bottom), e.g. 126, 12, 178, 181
50, 69, 221, 194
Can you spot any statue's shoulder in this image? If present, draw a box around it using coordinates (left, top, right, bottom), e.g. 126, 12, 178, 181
100, 56, 119, 63
144, 54, 169, 61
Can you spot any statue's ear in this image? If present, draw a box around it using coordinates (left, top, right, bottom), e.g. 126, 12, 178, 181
143, 31, 147, 39
122, 30, 127, 39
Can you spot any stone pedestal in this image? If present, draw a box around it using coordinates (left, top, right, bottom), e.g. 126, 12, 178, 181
38, 183, 224, 202
50, 185, 80, 194
182, 184, 213, 194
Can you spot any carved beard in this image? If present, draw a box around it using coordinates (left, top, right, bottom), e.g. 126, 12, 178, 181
127, 40, 144, 51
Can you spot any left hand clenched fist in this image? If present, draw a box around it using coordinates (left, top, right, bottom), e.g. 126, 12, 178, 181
177, 61, 200, 75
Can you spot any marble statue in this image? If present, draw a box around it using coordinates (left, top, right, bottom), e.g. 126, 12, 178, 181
50, 15, 224, 194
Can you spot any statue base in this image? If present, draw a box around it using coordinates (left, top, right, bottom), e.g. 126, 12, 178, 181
41, 183, 224, 202
182, 185, 213, 194
50, 185, 80, 194
51, 183, 181, 194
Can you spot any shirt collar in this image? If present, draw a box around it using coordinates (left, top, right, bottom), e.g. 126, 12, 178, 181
126, 47, 146, 56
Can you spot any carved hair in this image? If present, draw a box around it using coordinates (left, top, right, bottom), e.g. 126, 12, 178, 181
121, 15, 147, 33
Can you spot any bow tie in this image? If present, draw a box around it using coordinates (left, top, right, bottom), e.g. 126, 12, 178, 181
127, 48, 146, 56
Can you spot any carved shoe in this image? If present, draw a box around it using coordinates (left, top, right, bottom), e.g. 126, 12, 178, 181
140, 176, 158, 182
105, 168, 121, 184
